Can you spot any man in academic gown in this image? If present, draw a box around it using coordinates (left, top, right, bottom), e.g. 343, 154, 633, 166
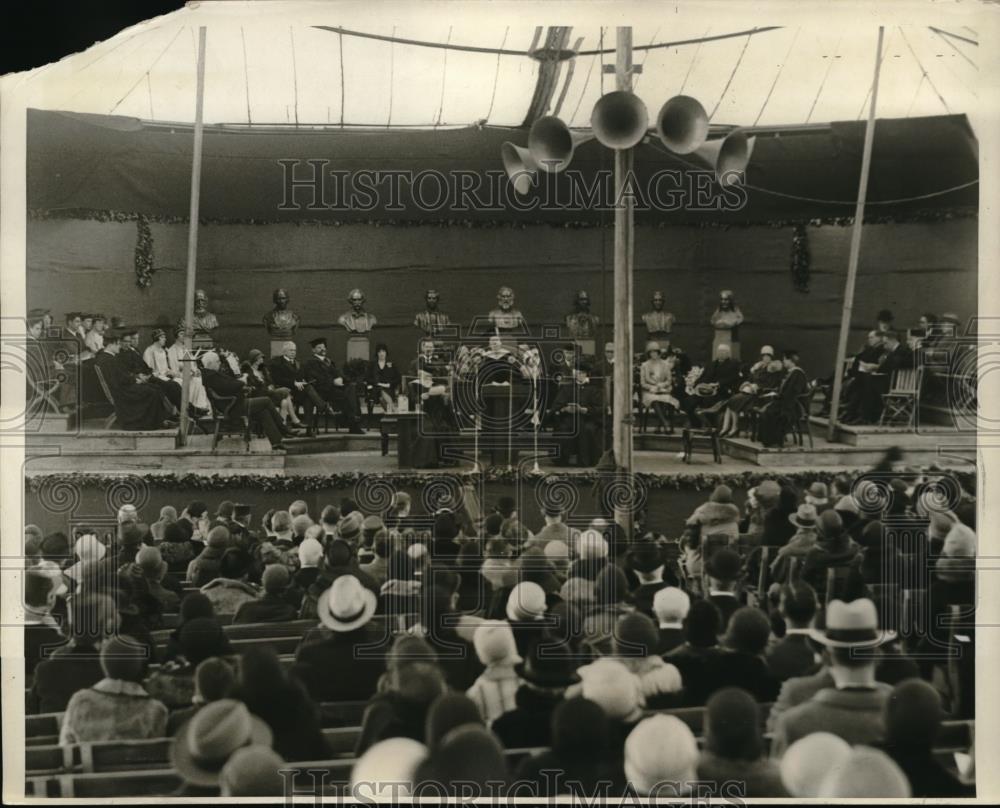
302, 337, 364, 434
684, 343, 743, 427
549, 361, 604, 467
757, 349, 810, 447
93, 331, 177, 430
406, 338, 458, 468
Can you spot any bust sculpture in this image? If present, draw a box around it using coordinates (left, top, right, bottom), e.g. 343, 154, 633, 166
338, 288, 377, 334
177, 289, 219, 351
414, 288, 451, 336
565, 290, 600, 339
641, 291, 675, 343
710, 289, 744, 360
263, 288, 301, 339
488, 286, 527, 335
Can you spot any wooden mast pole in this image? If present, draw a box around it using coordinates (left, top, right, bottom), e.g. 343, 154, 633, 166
177, 26, 207, 447
827, 27, 885, 442
612, 26, 636, 538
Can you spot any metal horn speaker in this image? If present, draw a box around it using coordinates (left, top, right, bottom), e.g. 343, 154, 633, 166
655, 95, 710, 155
500, 142, 540, 196
693, 129, 756, 186
528, 116, 593, 173
590, 90, 649, 150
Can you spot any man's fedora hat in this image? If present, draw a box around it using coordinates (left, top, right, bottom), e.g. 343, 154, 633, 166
808, 598, 896, 648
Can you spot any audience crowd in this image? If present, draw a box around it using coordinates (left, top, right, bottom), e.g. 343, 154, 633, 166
23, 458, 977, 798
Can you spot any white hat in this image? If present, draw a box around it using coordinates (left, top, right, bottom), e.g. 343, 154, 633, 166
543, 540, 570, 565
577, 529, 609, 560
652, 587, 691, 624
780, 732, 852, 797
117, 504, 138, 523
579, 659, 642, 722
624, 714, 699, 795
316, 575, 377, 632
816, 746, 911, 798
808, 598, 896, 648
505, 581, 547, 622
350, 737, 427, 800
760, 345, 775, 356
480, 558, 517, 590
472, 620, 522, 666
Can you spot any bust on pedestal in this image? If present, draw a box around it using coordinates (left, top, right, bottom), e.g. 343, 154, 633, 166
710, 289, 744, 361
263, 287, 301, 357
641, 291, 675, 345
176, 289, 219, 353
338, 288, 376, 361
565, 289, 600, 357
414, 288, 451, 337
487, 286, 528, 350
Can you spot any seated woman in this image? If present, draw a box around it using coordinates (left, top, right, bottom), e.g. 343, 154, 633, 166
59, 635, 168, 745
242, 348, 298, 427
161, 327, 212, 413
367, 342, 402, 413
640, 342, 679, 434
716, 345, 784, 437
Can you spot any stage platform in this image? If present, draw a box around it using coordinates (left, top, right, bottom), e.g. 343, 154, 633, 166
20, 419, 977, 478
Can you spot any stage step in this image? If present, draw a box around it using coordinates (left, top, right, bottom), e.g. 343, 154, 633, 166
25, 431, 178, 452
722, 436, 975, 468
807, 417, 976, 448
635, 433, 685, 452
283, 432, 386, 455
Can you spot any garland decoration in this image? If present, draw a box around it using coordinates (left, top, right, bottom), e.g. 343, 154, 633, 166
28, 207, 978, 231
25, 468, 977, 496
790, 223, 811, 293
134, 214, 155, 288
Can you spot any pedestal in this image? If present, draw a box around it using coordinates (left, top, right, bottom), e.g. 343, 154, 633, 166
347, 335, 371, 362
269, 340, 287, 358
574, 338, 596, 357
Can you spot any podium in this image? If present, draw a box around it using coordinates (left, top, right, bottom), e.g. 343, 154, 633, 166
347, 336, 371, 362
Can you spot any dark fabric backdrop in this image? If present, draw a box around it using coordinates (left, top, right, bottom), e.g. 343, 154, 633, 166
27, 216, 977, 373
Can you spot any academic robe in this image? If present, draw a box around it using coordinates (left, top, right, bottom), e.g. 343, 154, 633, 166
93, 350, 173, 430
757, 366, 809, 447
406, 354, 458, 468
303, 354, 359, 420
550, 380, 604, 467
118, 347, 182, 408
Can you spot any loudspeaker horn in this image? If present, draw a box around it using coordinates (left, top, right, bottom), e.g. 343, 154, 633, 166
692, 129, 756, 186
590, 90, 649, 150
500, 142, 540, 196
528, 116, 594, 173
655, 95, 710, 155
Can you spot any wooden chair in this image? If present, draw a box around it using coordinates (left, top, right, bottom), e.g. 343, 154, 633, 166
91, 365, 119, 429
204, 387, 250, 452
880, 367, 923, 427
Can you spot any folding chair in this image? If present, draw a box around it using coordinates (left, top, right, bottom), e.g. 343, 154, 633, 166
791, 383, 819, 448
205, 388, 250, 452
880, 368, 923, 427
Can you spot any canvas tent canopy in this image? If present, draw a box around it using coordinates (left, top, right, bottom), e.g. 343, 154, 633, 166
9, 2, 981, 134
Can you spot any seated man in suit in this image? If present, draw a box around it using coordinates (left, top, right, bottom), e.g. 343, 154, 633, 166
200, 351, 301, 450
548, 360, 604, 467
766, 581, 821, 682
269, 341, 329, 436
93, 331, 177, 430
685, 343, 742, 427
302, 337, 364, 434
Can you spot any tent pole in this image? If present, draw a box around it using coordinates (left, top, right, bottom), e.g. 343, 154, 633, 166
178, 26, 207, 447
612, 26, 635, 540
827, 26, 884, 443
